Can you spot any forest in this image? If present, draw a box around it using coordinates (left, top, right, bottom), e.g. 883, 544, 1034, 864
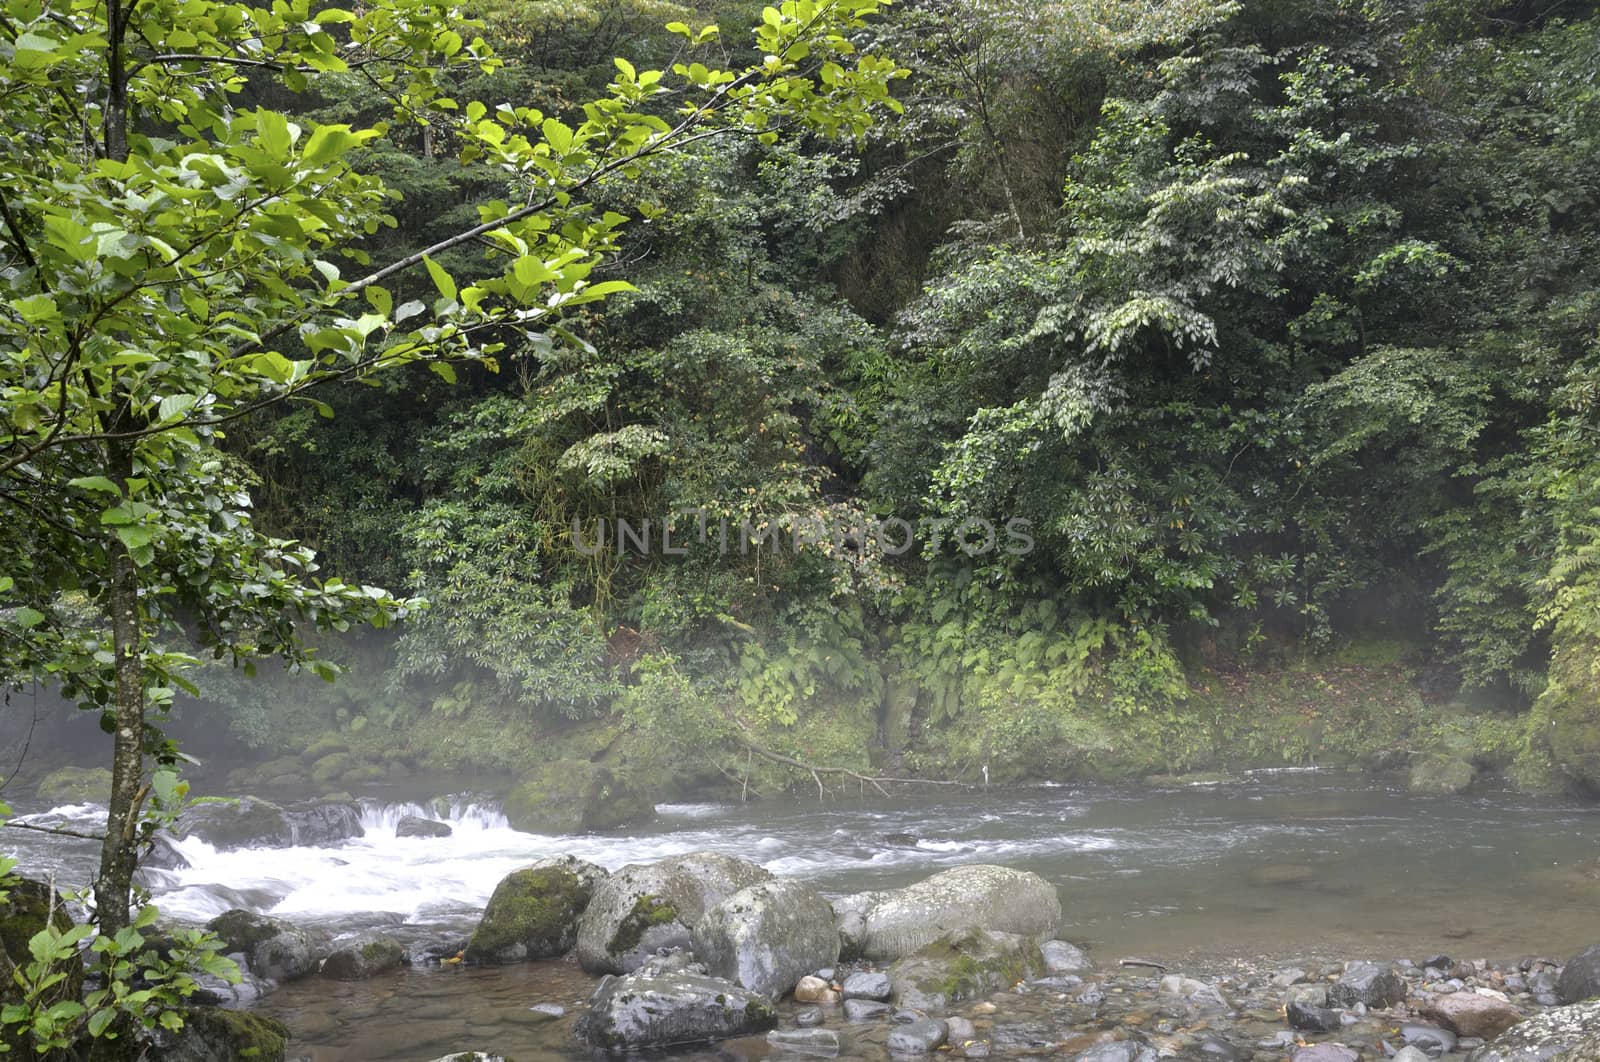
3, 0, 1600, 1055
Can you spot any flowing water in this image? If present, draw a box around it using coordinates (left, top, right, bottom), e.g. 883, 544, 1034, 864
4, 772, 1600, 1059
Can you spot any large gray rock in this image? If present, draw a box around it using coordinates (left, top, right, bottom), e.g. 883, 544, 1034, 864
576, 851, 772, 974
889, 928, 1045, 1012
466, 856, 608, 963
1327, 961, 1407, 1009
836, 865, 1061, 962
1467, 1000, 1600, 1061
691, 879, 839, 1000
320, 934, 404, 980
204, 909, 322, 983
1422, 990, 1523, 1039
1041, 939, 1090, 973
177, 797, 364, 850
578, 966, 778, 1051
1559, 944, 1600, 1003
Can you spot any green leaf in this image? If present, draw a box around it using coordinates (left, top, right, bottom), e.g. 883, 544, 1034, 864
157, 394, 197, 423
429, 362, 457, 384
116, 526, 157, 550
12, 294, 59, 323
87, 1008, 116, 1038
69, 476, 122, 495
12, 607, 45, 629
422, 256, 456, 302
303, 124, 365, 166
542, 118, 574, 154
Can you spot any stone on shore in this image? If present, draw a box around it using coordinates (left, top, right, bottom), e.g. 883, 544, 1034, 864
842, 970, 892, 1001
889, 927, 1044, 1012
1042, 939, 1091, 973
577, 965, 777, 1050
691, 879, 839, 999
1467, 1000, 1600, 1061
1423, 990, 1524, 1039
466, 856, 608, 964
205, 909, 322, 983
1327, 962, 1407, 1009
836, 865, 1061, 962
1558, 944, 1600, 1003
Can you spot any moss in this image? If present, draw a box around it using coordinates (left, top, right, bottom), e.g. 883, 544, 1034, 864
608, 894, 681, 957
503, 760, 653, 834
176, 1007, 289, 1061
466, 865, 593, 962
33, 765, 112, 803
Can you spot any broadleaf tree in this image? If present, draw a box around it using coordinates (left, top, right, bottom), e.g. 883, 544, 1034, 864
0, 0, 904, 1033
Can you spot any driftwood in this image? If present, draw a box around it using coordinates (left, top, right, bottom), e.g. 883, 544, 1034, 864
737, 739, 973, 799
1119, 957, 1170, 971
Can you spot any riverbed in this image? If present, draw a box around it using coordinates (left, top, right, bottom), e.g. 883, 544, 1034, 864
4, 772, 1599, 1058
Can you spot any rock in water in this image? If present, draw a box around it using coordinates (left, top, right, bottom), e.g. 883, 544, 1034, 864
1292, 1047, 1360, 1062
767, 1028, 842, 1057
1467, 1000, 1600, 1060
1073, 1043, 1159, 1062
1399, 1021, 1457, 1057
1423, 991, 1524, 1038
842, 970, 892, 1001
837, 865, 1061, 962
320, 934, 404, 980
1287, 1000, 1343, 1032
152, 1008, 290, 1062
889, 928, 1045, 1012
1559, 944, 1600, 1003
1041, 939, 1091, 973
1158, 974, 1232, 1014
466, 856, 608, 964
422, 1055, 512, 1062
886, 1019, 948, 1054
503, 759, 654, 834
691, 879, 840, 999
578, 966, 777, 1051
177, 797, 364, 850
575, 851, 772, 974
395, 815, 452, 838
1328, 962, 1407, 1009
1408, 757, 1476, 794
205, 909, 322, 983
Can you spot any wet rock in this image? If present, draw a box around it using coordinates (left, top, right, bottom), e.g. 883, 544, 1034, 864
1558, 944, 1600, 1003
152, 1008, 290, 1062
945, 1016, 977, 1043
1423, 990, 1524, 1038
1042, 939, 1091, 973
1287, 1000, 1343, 1031
844, 999, 891, 1021
1328, 962, 1407, 1009
527, 1003, 565, 1020
1073, 1043, 1159, 1062
990, 1020, 1057, 1049
423, 1055, 511, 1062
205, 909, 322, 983
1408, 757, 1476, 794
889, 928, 1045, 1012
962, 1040, 992, 1058
33, 765, 112, 803
1196, 1035, 1246, 1060
1398, 1020, 1457, 1057
320, 934, 404, 980
192, 965, 271, 1007
395, 815, 452, 838
842, 970, 892, 1001
503, 759, 654, 835
466, 856, 607, 964
837, 865, 1061, 962
886, 1018, 948, 1054
1285, 982, 1329, 1007
795, 1006, 824, 1026
794, 975, 833, 1002
578, 966, 777, 1051
1467, 999, 1600, 1060
768, 1028, 841, 1056
143, 833, 191, 871
1272, 967, 1308, 987
178, 797, 364, 850
692, 879, 839, 1000
1292, 1046, 1359, 1062
575, 851, 771, 974
1391, 1050, 1431, 1062
1157, 974, 1231, 1013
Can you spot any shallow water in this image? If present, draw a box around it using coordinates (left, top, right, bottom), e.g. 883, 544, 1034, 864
5, 772, 1600, 1058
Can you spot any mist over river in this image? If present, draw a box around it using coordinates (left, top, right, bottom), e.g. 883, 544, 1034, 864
5, 772, 1600, 1058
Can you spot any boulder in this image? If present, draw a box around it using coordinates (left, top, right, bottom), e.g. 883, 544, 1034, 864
152, 1008, 289, 1062
1327, 962, 1407, 1009
889, 927, 1045, 1012
205, 909, 322, 982
1467, 1000, 1600, 1061
1559, 944, 1600, 1003
886, 1019, 948, 1054
33, 765, 112, 803
577, 966, 777, 1051
1408, 757, 1476, 794
691, 879, 839, 1000
503, 760, 654, 834
837, 865, 1061, 962
466, 856, 608, 964
396, 815, 453, 838
842, 970, 892, 1001
1041, 939, 1091, 973
320, 934, 404, 980
575, 851, 771, 974
177, 797, 364, 850
1423, 990, 1524, 1038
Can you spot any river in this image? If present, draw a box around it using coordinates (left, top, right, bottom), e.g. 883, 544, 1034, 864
4, 771, 1599, 1059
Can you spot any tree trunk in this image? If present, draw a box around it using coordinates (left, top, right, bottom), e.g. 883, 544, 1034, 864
93, 442, 143, 940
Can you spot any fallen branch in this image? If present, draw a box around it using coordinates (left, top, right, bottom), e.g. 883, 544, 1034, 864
736, 739, 973, 799
3, 820, 106, 841
1120, 958, 1169, 972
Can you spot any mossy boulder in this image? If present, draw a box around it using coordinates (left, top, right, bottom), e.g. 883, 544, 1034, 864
320, 934, 404, 980
33, 765, 112, 803
153, 1006, 289, 1062
503, 760, 655, 835
465, 856, 608, 964
691, 879, 840, 1000
309, 752, 355, 785
575, 851, 772, 974
205, 909, 322, 982
889, 928, 1045, 1013
1409, 756, 1477, 794
836, 864, 1062, 962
